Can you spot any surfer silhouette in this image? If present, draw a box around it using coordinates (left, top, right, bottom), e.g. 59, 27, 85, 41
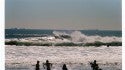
43, 60, 52, 70
62, 64, 68, 70
35, 61, 40, 70
90, 60, 101, 70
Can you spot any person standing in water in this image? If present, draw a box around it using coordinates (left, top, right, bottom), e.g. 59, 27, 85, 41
35, 61, 40, 70
43, 60, 52, 70
90, 60, 102, 70
62, 64, 68, 70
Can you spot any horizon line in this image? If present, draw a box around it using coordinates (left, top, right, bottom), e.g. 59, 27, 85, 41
5, 28, 122, 31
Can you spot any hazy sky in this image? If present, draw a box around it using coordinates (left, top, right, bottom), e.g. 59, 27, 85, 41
5, 0, 121, 30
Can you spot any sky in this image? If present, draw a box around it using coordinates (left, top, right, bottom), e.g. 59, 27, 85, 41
5, 0, 121, 30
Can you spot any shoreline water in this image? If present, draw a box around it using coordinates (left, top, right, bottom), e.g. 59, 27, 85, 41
5, 45, 122, 70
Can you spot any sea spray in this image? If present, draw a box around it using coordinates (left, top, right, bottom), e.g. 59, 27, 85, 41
70, 31, 87, 42
5, 31, 122, 46
69, 31, 121, 43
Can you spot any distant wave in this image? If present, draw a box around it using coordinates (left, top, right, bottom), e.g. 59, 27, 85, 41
5, 29, 122, 39
5, 41, 122, 47
5, 31, 122, 46
53, 31, 121, 43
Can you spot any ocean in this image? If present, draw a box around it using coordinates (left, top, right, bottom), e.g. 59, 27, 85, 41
5, 29, 122, 39
5, 29, 122, 70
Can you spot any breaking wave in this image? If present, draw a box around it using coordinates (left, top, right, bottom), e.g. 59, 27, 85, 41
53, 31, 121, 43
5, 31, 122, 46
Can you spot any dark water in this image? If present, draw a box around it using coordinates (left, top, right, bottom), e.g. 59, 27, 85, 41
5, 29, 122, 39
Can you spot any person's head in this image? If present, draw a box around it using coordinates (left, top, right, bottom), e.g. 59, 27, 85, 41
46, 60, 49, 63
94, 60, 96, 63
37, 61, 40, 64
63, 64, 66, 67
64, 64, 66, 66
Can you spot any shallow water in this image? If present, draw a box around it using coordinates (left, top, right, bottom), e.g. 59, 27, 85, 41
5, 63, 122, 70
5, 45, 122, 70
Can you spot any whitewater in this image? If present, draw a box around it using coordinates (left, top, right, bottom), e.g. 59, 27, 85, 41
5, 31, 121, 44
6, 45, 122, 70
5, 31, 122, 70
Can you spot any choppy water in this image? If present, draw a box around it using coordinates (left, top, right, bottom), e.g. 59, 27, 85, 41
5, 29, 122, 39
5, 46, 122, 70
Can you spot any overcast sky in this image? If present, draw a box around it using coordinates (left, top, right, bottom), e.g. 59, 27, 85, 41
5, 0, 121, 30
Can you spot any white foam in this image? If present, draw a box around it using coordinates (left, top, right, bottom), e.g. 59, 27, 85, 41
5, 31, 121, 44
5, 45, 122, 70
70, 31, 121, 43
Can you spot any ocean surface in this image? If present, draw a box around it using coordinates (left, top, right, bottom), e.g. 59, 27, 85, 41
6, 45, 122, 70
5, 29, 122, 70
5, 29, 122, 39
